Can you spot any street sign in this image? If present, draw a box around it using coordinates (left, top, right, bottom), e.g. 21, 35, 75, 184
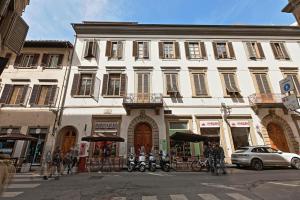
282, 94, 300, 111
280, 76, 294, 94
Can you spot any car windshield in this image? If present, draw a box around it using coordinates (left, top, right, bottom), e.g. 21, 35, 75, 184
235, 147, 249, 153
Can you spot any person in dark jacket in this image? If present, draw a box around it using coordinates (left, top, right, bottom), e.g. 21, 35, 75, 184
52, 148, 62, 179
213, 143, 227, 175
203, 143, 213, 172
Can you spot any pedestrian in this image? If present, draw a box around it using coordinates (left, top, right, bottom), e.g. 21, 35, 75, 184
52, 148, 62, 180
214, 143, 227, 175
203, 143, 213, 172
43, 151, 52, 180
63, 152, 72, 175
70, 145, 79, 173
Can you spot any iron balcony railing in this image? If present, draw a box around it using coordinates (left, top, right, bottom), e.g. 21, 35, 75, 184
248, 93, 284, 106
123, 93, 163, 104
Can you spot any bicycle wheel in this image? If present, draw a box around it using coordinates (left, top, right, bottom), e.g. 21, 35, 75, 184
191, 161, 202, 172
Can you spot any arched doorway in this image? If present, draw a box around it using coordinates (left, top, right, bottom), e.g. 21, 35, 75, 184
58, 126, 77, 155
134, 122, 152, 154
267, 123, 289, 152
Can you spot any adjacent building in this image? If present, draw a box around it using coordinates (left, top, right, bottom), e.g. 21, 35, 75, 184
0, 40, 73, 166
283, 0, 300, 25
57, 22, 300, 162
0, 0, 30, 74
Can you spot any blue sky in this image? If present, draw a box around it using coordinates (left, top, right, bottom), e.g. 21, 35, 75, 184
23, 0, 295, 42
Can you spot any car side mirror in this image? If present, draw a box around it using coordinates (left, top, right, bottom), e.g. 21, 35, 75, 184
277, 150, 282, 154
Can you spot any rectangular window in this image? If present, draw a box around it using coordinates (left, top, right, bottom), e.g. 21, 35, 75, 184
8, 85, 26, 105
78, 74, 93, 96
137, 41, 149, 59
111, 42, 118, 58
47, 55, 59, 68
37, 85, 53, 105
271, 42, 290, 60
19, 54, 34, 68
0, 127, 20, 156
107, 74, 121, 96
189, 42, 201, 59
136, 73, 150, 102
165, 73, 179, 95
192, 73, 208, 96
222, 73, 240, 95
216, 43, 228, 59
163, 42, 175, 59
254, 73, 272, 94
84, 40, 98, 58
246, 42, 265, 60
169, 122, 188, 130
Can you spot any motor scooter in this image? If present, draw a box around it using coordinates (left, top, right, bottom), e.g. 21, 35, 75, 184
159, 151, 170, 172
148, 152, 156, 172
127, 153, 136, 172
138, 152, 146, 172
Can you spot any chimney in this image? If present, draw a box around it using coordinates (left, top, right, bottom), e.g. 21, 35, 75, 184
282, 0, 300, 25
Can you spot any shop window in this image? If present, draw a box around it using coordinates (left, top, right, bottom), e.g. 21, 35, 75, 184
0, 127, 20, 156
231, 127, 251, 150
200, 127, 220, 145
25, 128, 48, 164
169, 122, 191, 159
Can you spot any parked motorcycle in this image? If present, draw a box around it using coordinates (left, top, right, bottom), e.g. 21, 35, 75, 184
159, 151, 170, 172
127, 153, 136, 172
138, 152, 146, 172
148, 153, 156, 172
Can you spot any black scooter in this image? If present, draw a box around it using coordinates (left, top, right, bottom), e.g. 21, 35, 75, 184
159, 151, 170, 172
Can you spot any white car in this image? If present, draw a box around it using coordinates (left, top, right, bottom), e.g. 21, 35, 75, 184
231, 146, 300, 170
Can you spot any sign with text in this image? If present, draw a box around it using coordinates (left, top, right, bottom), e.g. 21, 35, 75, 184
282, 94, 300, 111
200, 121, 220, 128
280, 76, 294, 94
94, 122, 118, 131
229, 121, 250, 128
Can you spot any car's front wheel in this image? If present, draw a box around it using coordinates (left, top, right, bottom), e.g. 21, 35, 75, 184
251, 159, 263, 171
291, 158, 300, 170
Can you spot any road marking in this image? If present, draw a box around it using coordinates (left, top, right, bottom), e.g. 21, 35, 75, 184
7, 183, 40, 189
11, 178, 43, 182
0, 192, 23, 198
147, 172, 172, 177
268, 182, 300, 187
170, 194, 188, 200
198, 194, 220, 200
201, 183, 243, 191
111, 198, 126, 200
12, 174, 40, 178
227, 193, 252, 200
142, 196, 158, 200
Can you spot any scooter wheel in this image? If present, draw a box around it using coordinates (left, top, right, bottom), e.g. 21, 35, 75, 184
128, 165, 134, 172
140, 165, 146, 172
150, 166, 156, 172
163, 165, 170, 172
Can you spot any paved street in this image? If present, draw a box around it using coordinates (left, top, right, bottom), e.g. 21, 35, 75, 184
1, 169, 300, 200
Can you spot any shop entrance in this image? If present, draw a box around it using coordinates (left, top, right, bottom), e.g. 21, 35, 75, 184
267, 123, 289, 152
134, 122, 152, 154
200, 128, 220, 145
231, 127, 251, 150
59, 126, 77, 156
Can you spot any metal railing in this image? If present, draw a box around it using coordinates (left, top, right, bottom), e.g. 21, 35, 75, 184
123, 93, 163, 104
248, 93, 284, 106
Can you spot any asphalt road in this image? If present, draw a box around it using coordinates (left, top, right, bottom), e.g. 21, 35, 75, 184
1, 168, 300, 200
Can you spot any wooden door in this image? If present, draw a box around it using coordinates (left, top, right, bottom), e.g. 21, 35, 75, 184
61, 130, 76, 155
267, 123, 289, 152
134, 123, 152, 154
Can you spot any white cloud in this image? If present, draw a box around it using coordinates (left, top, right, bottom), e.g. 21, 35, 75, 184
23, 0, 126, 41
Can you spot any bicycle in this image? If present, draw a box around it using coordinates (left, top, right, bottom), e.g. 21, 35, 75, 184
191, 158, 209, 172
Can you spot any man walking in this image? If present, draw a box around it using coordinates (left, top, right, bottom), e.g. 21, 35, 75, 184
52, 148, 62, 180
214, 143, 227, 175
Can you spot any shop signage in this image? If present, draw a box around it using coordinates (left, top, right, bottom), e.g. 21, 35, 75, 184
229, 121, 250, 127
94, 122, 118, 130
200, 121, 220, 128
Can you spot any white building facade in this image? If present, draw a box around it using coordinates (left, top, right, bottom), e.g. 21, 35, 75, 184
60, 22, 300, 162
0, 40, 73, 165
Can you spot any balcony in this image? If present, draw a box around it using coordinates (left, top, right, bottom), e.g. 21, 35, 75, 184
123, 93, 163, 115
248, 93, 286, 113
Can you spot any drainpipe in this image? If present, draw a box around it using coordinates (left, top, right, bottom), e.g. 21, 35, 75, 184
51, 36, 78, 147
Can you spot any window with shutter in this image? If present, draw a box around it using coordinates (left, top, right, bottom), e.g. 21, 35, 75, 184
8, 85, 27, 105
78, 74, 93, 96
84, 40, 97, 58
0, 84, 13, 104
215, 43, 229, 59
107, 74, 121, 96
165, 73, 179, 95
255, 73, 271, 94
71, 74, 80, 96
19, 54, 34, 68
188, 42, 201, 59
117, 41, 123, 59
193, 73, 208, 96
136, 73, 150, 102
136, 41, 149, 59
223, 73, 240, 95
105, 41, 112, 58
163, 42, 175, 59
111, 42, 118, 59
46, 54, 60, 68
271, 42, 290, 60
34, 85, 57, 106
29, 85, 40, 105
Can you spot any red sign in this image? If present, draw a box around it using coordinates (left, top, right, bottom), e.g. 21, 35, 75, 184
200, 121, 220, 128
229, 121, 250, 127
